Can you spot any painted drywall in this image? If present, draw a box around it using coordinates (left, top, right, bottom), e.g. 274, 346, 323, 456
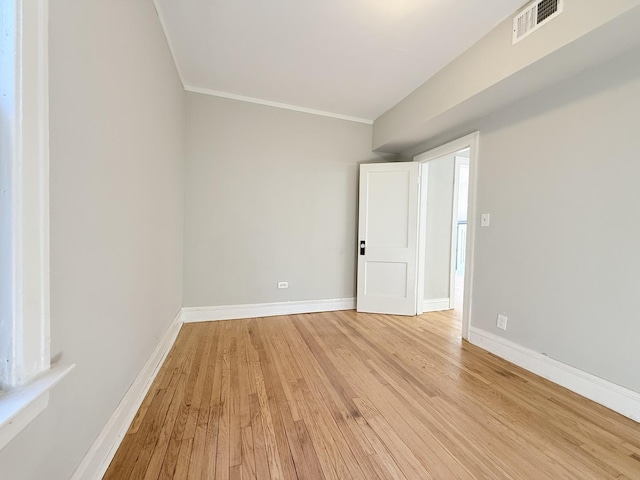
183, 93, 385, 307
410, 47, 640, 394
0, 1, 184, 478
455, 157, 470, 223
373, 0, 640, 152
424, 155, 454, 301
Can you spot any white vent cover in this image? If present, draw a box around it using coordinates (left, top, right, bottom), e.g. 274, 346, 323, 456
513, 0, 563, 44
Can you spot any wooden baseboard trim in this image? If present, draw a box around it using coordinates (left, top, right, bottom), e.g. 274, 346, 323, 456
181, 298, 356, 323
70, 311, 183, 480
468, 327, 640, 422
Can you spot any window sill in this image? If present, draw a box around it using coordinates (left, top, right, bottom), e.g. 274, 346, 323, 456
0, 362, 75, 451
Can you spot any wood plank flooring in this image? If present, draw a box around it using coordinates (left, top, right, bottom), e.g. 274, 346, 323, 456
105, 309, 640, 479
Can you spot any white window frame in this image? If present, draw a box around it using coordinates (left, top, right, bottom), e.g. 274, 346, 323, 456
0, 0, 73, 451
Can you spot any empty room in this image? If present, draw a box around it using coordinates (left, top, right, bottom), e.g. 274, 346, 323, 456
2, 0, 640, 479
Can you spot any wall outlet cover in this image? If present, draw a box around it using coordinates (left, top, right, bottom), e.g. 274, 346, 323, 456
497, 314, 508, 330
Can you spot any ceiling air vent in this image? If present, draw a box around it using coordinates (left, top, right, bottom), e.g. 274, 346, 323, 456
513, 0, 563, 44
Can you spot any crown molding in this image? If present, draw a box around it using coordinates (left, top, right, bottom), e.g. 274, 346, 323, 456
184, 85, 374, 125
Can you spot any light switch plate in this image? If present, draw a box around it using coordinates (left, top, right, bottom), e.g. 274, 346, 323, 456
481, 213, 491, 227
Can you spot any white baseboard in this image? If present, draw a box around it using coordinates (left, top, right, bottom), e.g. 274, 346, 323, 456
423, 298, 451, 312
181, 297, 356, 323
70, 311, 183, 480
468, 327, 640, 423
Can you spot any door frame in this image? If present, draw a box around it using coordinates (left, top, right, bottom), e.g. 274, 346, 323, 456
414, 132, 479, 340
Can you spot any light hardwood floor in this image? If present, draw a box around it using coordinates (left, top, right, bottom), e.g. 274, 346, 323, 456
105, 310, 640, 479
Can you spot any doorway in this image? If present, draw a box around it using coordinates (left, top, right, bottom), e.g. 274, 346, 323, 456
452, 151, 470, 311
415, 133, 478, 340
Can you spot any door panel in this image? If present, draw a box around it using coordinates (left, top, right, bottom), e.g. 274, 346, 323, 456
367, 170, 411, 248
365, 262, 408, 297
357, 162, 420, 315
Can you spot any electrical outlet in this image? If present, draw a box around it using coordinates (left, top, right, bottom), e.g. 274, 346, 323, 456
277, 282, 289, 289
497, 314, 508, 330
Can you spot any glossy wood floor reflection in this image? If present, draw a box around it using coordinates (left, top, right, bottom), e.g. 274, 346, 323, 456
104, 310, 640, 479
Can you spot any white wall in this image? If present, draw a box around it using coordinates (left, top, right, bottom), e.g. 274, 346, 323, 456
408, 46, 640, 394
0, 1, 185, 478
424, 155, 454, 301
183, 93, 384, 307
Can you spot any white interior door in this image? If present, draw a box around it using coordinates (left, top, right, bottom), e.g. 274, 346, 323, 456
357, 162, 421, 315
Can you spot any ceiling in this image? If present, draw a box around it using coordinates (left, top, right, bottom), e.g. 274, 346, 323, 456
154, 0, 526, 122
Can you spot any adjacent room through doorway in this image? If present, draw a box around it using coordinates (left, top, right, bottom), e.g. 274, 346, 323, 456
453, 149, 470, 312
420, 148, 470, 315
415, 135, 476, 339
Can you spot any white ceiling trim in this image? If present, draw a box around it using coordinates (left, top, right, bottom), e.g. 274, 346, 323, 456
184, 85, 374, 125
152, 0, 186, 85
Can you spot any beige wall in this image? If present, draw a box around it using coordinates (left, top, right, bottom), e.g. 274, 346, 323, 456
0, 1, 185, 478
183, 93, 383, 307
424, 155, 454, 301
409, 47, 640, 394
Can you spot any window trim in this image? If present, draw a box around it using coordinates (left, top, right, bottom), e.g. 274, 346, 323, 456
0, 0, 73, 451
0, 363, 74, 450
